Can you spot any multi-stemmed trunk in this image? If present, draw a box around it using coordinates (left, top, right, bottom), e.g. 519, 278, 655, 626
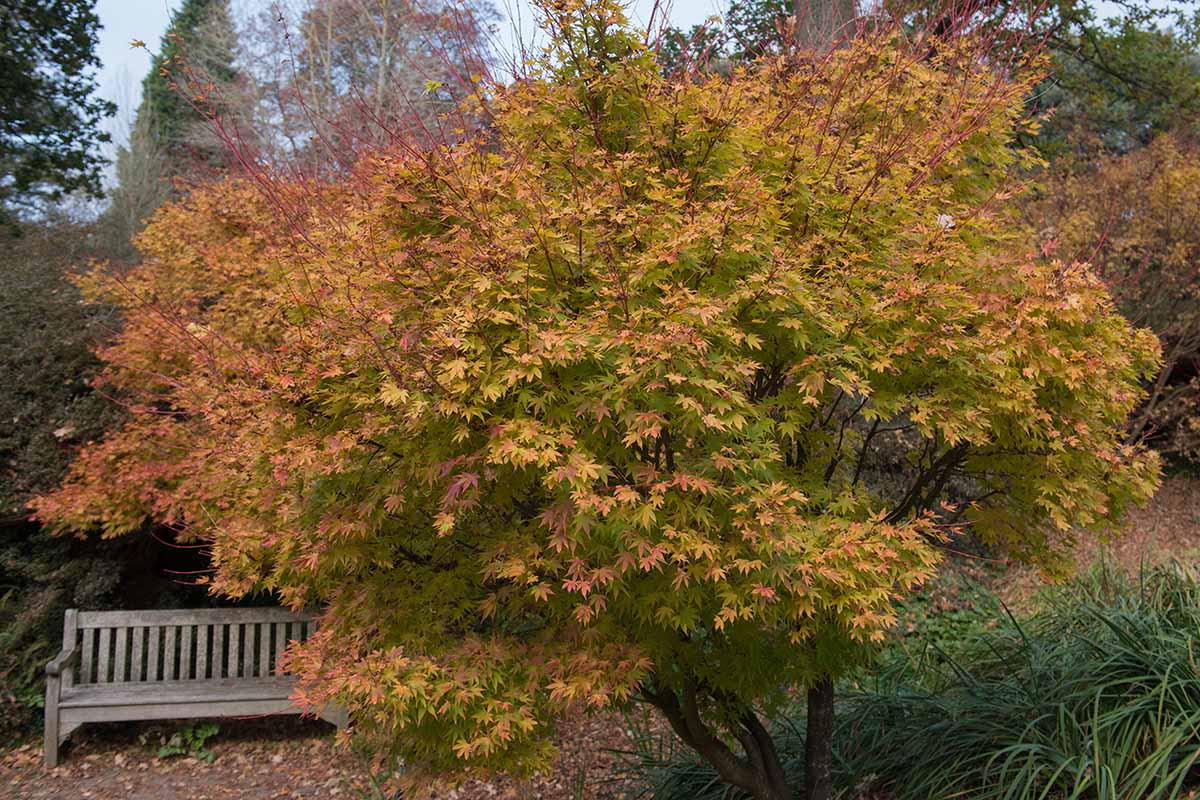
643, 675, 836, 800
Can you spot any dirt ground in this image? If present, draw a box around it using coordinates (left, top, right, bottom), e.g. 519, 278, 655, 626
4, 476, 1196, 800
1, 712, 639, 800
1075, 474, 1200, 567
1001, 473, 1200, 607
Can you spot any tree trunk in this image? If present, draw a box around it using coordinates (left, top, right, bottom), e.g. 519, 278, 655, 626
794, 0, 857, 51
805, 677, 835, 800
641, 683, 793, 800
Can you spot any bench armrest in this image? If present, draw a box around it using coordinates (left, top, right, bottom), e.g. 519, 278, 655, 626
45, 646, 79, 677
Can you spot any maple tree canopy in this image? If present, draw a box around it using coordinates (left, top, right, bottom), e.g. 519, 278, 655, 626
37, 0, 1159, 786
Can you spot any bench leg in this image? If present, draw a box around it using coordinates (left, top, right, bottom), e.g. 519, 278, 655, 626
320, 706, 349, 730
45, 720, 82, 768
43, 675, 59, 768
43, 722, 58, 768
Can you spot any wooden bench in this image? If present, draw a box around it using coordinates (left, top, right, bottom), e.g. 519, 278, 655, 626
44, 607, 346, 767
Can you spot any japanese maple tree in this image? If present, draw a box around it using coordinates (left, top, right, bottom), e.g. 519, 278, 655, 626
38, 2, 1160, 798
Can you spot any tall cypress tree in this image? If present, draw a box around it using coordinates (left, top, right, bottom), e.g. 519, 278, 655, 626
135, 0, 238, 168
104, 0, 239, 255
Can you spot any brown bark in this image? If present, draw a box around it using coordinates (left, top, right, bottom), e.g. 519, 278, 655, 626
805, 677, 836, 800
641, 682, 792, 800
794, 0, 857, 52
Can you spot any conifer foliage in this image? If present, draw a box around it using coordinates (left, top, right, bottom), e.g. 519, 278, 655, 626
137, 0, 239, 166
0, 0, 113, 221
37, 1, 1160, 796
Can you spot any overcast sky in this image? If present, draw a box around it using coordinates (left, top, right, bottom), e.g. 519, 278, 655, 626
92, 0, 721, 150
91, 0, 1146, 153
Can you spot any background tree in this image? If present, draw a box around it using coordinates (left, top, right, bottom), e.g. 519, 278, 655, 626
728, 0, 794, 57
656, 0, 801, 75
1021, 1, 1200, 462
654, 0, 1004, 77
38, 2, 1159, 799
98, 108, 174, 262
795, 0, 855, 50
241, 0, 495, 174
1030, 0, 1200, 157
101, 0, 245, 259
0, 0, 114, 224
1, 0, 243, 734
1029, 131, 1200, 461
138, 0, 241, 168
0, 218, 210, 737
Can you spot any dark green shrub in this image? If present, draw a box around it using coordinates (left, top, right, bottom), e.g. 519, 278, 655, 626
143, 722, 220, 762
0, 221, 119, 735
0, 222, 120, 515
0, 221, 211, 737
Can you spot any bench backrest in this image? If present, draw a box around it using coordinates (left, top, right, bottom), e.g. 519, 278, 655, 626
67, 608, 315, 687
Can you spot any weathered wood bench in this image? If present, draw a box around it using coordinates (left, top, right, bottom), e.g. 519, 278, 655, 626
44, 607, 346, 767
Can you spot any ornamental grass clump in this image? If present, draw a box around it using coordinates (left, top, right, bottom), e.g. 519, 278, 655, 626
618, 564, 1200, 800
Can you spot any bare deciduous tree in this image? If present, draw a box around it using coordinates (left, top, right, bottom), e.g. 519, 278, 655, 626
240, 0, 496, 173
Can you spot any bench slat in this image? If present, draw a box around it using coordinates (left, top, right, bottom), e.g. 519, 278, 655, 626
213, 624, 225, 679
183, 625, 195, 680
114, 628, 128, 683
272, 623, 285, 675
231, 624, 245, 678
147, 626, 160, 681
164, 627, 177, 681
80, 628, 95, 684
247, 624, 255, 677
97, 628, 111, 684
77, 608, 313, 628
196, 625, 209, 680
61, 677, 299, 708
257, 623, 269, 677
130, 627, 144, 681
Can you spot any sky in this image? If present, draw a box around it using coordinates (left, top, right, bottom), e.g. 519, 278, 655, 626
92, 0, 720, 149
91, 0, 1150, 151
94, 0, 177, 139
